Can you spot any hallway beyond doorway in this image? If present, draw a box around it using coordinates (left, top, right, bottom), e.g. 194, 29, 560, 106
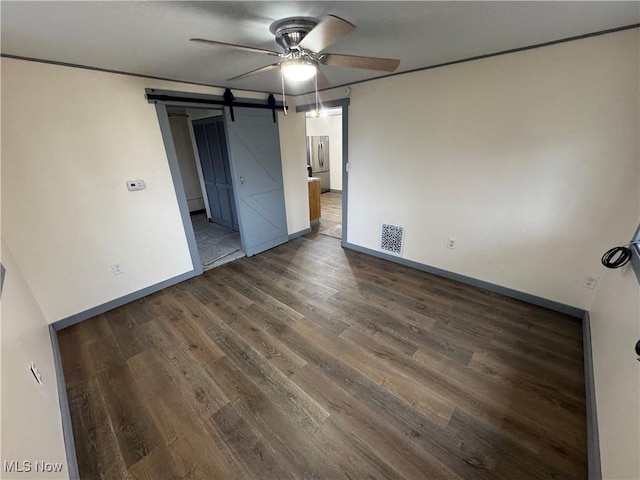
191, 213, 245, 270
317, 192, 342, 240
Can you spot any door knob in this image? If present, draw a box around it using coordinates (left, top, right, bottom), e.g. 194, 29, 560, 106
240, 176, 245, 185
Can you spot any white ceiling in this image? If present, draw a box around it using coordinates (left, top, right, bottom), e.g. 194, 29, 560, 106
2, 1, 638, 95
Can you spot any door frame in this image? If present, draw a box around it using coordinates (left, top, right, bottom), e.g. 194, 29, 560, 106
149, 88, 285, 270
154, 102, 203, 274
296, 98, 350, 247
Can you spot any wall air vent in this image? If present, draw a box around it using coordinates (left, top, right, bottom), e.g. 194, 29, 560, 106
380, 223, 405, 256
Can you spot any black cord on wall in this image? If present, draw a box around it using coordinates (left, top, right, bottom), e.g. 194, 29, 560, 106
601, 242, 638, 269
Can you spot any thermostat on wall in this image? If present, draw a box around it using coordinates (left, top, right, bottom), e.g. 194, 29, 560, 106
126, 179, 145, 191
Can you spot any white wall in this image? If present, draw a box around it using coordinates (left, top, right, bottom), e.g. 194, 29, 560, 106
590, 264, 640, 479
345, 29, 638, 310
338, 29, 639, 479
0, 241, 69, 479
278, 105, 310, 235
1, 57, 268, 324
168, 114, 205, 212
306, 115, 343, 191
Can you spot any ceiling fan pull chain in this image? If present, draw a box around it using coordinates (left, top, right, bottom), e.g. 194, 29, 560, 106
315, 73, 319, 117
281, 71, 288, 115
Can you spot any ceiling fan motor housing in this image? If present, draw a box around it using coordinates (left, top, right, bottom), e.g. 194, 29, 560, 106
270, 18, 317, 51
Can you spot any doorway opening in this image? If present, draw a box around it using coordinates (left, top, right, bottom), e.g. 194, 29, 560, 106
305, 107, 344, 240
167, 107, 245, 270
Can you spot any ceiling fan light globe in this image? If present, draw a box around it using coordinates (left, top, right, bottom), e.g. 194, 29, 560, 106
281, 60, 317, 82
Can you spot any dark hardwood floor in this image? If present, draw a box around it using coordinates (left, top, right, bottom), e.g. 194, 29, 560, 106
317, 192, 342, 239
320, 192, 342, 224
58, 233, 587, 480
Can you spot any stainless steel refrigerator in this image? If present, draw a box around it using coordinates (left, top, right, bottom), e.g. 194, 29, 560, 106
307, 136, 330, 193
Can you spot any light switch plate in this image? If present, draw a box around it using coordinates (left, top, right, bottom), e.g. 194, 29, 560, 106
126, 180, 145, 191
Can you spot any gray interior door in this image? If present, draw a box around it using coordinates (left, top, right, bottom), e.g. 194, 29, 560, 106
192, 117, 239, 231
224, 107, 288, 257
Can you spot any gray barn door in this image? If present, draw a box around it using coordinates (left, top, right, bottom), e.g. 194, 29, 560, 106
192, 117, 239, 231
224, 107, 288, 256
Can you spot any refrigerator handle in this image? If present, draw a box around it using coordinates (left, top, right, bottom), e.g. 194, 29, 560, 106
318, 142, 323, 169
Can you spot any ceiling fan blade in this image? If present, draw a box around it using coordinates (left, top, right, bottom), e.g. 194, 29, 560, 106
298, 15, 356, 53
320, 53, 400, 72
227, 63, 280, 81
190, 38, 281, 57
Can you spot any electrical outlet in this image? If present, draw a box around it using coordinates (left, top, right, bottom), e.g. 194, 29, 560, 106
111, 262, 124, 276
447, 237, 457, 249
581, 274, 599, 289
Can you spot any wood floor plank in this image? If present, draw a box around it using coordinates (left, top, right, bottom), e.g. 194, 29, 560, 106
58, 314, 113, 388
412, 346, 587, 474
127, 348, 240, 480
255, 307, 502, 479
59, 231, 587, 479
95, 363, 161, 468
329, 291, 473, 365
221, 275, 305, 326
206, 356, 348, 480
468, 352, 586, 417
66, 378, 131, 480
104, 307, 151, 359
204, 403, 293, 480
447, 408, 587, 479
125, 295, 160, 326
215, 300, 308, 377
339, 325, 454, 426
206, 312, 330, 436
154, 292, 226, 365
127, 445, 182, 480
310, 417, 405, 480
88, 334, 127, 373
292, 364, 460, 480
140, 319, 229, 420
226, 264, 350, 336
294, 316, 454, 428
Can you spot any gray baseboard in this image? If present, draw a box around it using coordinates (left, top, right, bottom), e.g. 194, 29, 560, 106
582, 312, 602, 480
329, 189, 342, 193
52, 269, 198, 331
288, 227, 312, 240
343, 242, 585, 319
49, 326, 80, 480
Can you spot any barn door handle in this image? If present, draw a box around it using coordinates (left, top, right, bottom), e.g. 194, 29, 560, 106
240, 176, 245, 185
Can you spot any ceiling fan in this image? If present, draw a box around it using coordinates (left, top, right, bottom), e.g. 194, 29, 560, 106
190, 14, 400, 88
